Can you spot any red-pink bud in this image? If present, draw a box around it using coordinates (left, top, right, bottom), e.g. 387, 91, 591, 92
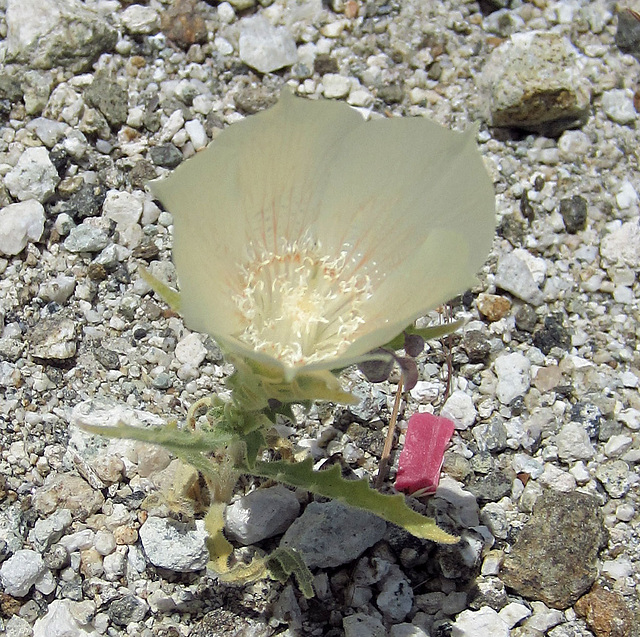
395, 412, 455, 496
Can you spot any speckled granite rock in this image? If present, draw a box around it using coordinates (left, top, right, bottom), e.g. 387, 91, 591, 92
482, 31, 591, 134
501, 490, 608, 609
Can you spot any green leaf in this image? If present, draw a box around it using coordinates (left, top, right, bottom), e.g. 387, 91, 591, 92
80, 421, 233, 454
79, 422, 233, 486
266, 547, 315, 599
248, 458, 458, 544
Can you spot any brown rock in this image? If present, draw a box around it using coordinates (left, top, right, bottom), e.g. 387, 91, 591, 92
575, 587, 634, 637
500, 490, 608, 609
161, 0, 208, 48
0, 592, 22, 617
477, 293, 511, 322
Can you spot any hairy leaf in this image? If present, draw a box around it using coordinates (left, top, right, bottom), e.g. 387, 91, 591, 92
248, 458, 458, 544
266, 548, 314, 599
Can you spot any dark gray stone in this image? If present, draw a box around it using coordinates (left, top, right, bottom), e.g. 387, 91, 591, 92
559, 196, 588, 233
108, 594, 149, 626
84, 73, 129, 128
616, 8, 640, 61
500, 490, 607, 609
465, 470, 511, 503
280, 501, 386, 568
190, 609, 272, 637
94, 346, 120, 370
149, 144, 184, 168
533, 315, 571, 355
515, 304, 538, 333
463, 330, 491, 363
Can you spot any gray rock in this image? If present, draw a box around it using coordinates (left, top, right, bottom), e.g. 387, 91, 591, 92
482, 9, 525, 37
559, 196, 587, 233
108, 594, 149, 627
616, 8, 640, 61
84, 74, 129, 128
376, 565, 414, 622
28, 509, 73, 552
473, 419, 508, 453
38, 275, 76, 305
0, 549, 46, 597
480, 502, 508, 539
601, 89, 637, 125
225, 485, 300, 545
466, 470, 512, 504
26, 117, 69, 147
555, 422, 595, 462
495, 253, 544, 306
120, 4, 160, 35
139, 516, 208, 572
481, 31, 591, 134
500, 490, 607, 609
389, 625, 429, 637
343, 613, 386, 637
29, 315, 77, 360
452, 607, 509, 637
5, 615, 33, 637
149, 144, 183, 168
595, 460, 631, 498
190, 608, 272, 637
4, 147, 60, 203
280, 501, 386, 568
436, 529, 484, 579
5, 0, 117, 72
63, 223, 110, 253
494, 352, 531, 405
239, 15, 297, 74
600, 221, 640, 268
0, 200, 46, 256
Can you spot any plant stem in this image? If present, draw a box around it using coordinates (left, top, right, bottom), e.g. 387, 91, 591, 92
375, 377, 403, 489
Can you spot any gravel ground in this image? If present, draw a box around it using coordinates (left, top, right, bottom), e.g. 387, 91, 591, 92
0, 1, 639, 636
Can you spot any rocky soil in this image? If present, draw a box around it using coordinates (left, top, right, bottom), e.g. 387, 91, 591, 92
0, 1, 639, 636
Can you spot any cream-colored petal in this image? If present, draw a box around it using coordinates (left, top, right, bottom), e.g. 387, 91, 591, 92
149, 92, 365, 340
149, 92, 494, 378
306, 121, 495, 363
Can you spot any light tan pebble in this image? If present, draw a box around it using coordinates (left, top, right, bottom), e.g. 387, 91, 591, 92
113, 525, 139, 545
80, 548, 104, 578
91, 455, 125, 483
533, 365, 563, 392
136, 443, 172, 478
477, 293, 511, 322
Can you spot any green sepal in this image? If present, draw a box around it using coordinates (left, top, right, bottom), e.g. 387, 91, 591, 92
266, 547, 314, 599
248, 458, 458, 544
139, 267, 181, 311
242, 428, 265, 469
385, 320, 466, 351
226, 353, 358, 412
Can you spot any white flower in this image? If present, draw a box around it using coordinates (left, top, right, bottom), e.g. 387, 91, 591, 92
149, 91, 494, 392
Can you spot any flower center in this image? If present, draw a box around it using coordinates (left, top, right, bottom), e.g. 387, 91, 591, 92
233, 238, 373, 367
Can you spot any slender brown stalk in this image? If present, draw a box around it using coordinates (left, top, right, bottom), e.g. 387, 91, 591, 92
375, 377, 403, 488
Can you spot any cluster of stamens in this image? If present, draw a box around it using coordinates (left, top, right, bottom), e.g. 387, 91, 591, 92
232, 237, 372, 367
